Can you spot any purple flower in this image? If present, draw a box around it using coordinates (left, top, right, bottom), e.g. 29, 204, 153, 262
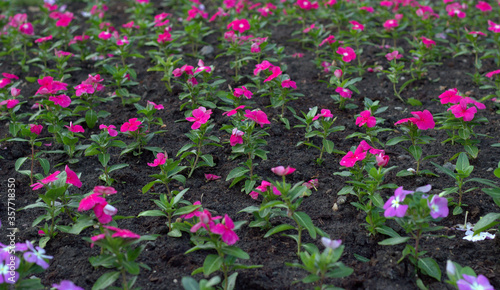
457, 274, 494, 290
321, 237, 342, 249
23, 241, 53, 269
52, 280, 84, 290
383, 187, 412, 218
427, 195, 449, 219
0, 255, 20, 284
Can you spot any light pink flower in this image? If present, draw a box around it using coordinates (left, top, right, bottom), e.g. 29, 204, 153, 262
271, 166, 296, 176
186, 107, 212, 130
376, 152, 390, 167
386, 50, 402, 61
94, 186, 117, 196
10, 87, 21, 97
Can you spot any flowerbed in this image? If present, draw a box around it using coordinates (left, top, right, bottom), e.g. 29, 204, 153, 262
0, 0, 499, 289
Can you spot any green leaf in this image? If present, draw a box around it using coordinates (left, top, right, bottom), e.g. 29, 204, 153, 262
123, 261, 140, 275
354, 253, 370, 262
407, 98, 422, 106
464, 145, 478, 159
38, 236, 50, 248
378, 236, 410, 245
323, 139, 334, 154
375, 226, 401, 238
202, 254, 223, 276
453, 206, 463, 215
473, 213, 500, 234
85, 109, 98, 129
92, 271, 120, 290
181, 277, 200, 290
264, 224, 295, 238
418, 257, 441, 281
138, 210, 167, 217
15, 157, 28, 171
408, 145, 422, 161
226, 272, 238, 290
221, 246, 249, 259
456, 152, 469, 174
226, 167, 249, 181
385, 136, 408, 146
293, 211, 316, 239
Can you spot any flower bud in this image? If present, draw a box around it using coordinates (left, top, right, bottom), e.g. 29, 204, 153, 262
103, 204, 117, 216
334, 69, 343, 79
376, 152, 390, 167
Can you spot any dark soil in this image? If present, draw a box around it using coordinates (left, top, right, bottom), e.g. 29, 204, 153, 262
0, 1, 499, 290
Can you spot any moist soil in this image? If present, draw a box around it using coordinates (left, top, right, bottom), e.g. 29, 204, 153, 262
0, 1, 499, 290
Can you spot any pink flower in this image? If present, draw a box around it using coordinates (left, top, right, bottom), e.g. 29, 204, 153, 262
120, 118, 142, 132
186, 107, 212, 130
98, 31, 112, 40
172, 65, 194, 77
99, 124, 118, 137
65, 165, 82, 188
376, 151, 390, 167
297, 0, 319, 10
205, 174, 221, 181
35, 76, 68, 96
65, 122, 84, 133
147, 152, 167, 167
420, 37, 436, 49
271, 165, 296, 176
49, 94, 71, 108
335, 87, 353, 99
10, 87, 21, 97
303, 23, 316, 33
0, 78, 11, 89
488, 20, 500, 33
35, 35, 53, 43
103, 226, 140, 239
359, 6, 375, 13
19, 22, 34, 35
244, 109, 270, 127
54, 49, 73, 58
157, 31, 172, 43
321, 61, 332, 73
116, 35, 129, 46
336, 47, 356, 62
349, 20, 364, 31
227, 18, 250, 33
448, 99, 477, 121
30, 171, 60, 190
383, 19, 398, 30
476, 1, 492, 12
321, 237, 342, 249
2, 73, 18, 80
319, 35, 335, 47
303, 179, 319, 190
190, 209, 221, 233
195, 59, 212, 74
29, 124, 43, 135
394, 110, 435, 130
186, 5, 208, 21
340, 143, 367, 167
147, 101, 164, 110
469, 31, 486, 37
356, 110, 376, 127
211, 215, 239, 245
312, 109, 333, 120
234, 86, 253, 99
281, 79, 297, 89
230, 128, 244, 146
0, 99, 19, 109
486, 69, 500, 78
94, 186, 117, 196
439, 88, 462, 104
427, 195, 449, 219
386, 50, 402, 61
383, 187, 410, 218
254, 60, 272, 76
446, 3, 466, 18
223, 105, 245, 117
78, 193, 106, 211
264, 66, 282, 82
334, 69, 343, 79
292, 53, 304, 58
180, 201, 201, 219
380, 1, 393, 7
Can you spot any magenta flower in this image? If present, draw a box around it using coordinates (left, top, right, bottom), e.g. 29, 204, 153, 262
227, 18, 250, 33
360, 6, 374, 13
439, 88, 462, 104
336, 46, 356, 62
205, 173, 221, 181
157, 31, 172, 43
23, 241, 52, 269
65, 122, 84, 133
448, 99, 477, 121
65, 165, 82, 188
94, 202, 117, 224
99, 124, 118, 137
147, 101, 164, 110
321, 237, 342, 249
386, 50, 402, 61
211, 215, 239, 245
0, 99, 19, 109
271, 165, 296, 176
303, 24, 316, 33
35, 76, 68, 96
120, 118, 142, 132
312, 109, 334, 120
234, 86, 253, 99
0, 78, 11, 89
195, 59, 212, 74
297, 0, 319, 10
98, 31, 112, 40
340, 145, 367, 167
35, 35, 53, 43
375, 152, 390, 167
256, 180, 272, 192
104, 225, 141, 239
394, 110, 435, 130
356, 110, 376, 128
476, 1, 492, 12
303, 179, 319, 190
172, 65, 194, 77
94, 186, 117, 196
281, 79, 297, 89
383, 187, 412, 218
319, 35, 336, 46
230, 128, 244, 146
383, 19, 398, 30
49, 94, 71, 108
457, 274, 494, 290
427, 195, 449, 219
186, 107, 212, 130
55, 49, 73, 58
19, 22, 34, 35
180, 201, 201, 219
488, 20, 500, 33
264, 66, 282, 82
446, 3, 466, 18
147, 152, 167, 167
485, 69, 500, 78
223, 105, 245, 117
78, 193, 106, 211
349, 20, 364, 31
29, 124, 43, 135
30, 171, 60, 190
335, 87, 353, 99
244, 109, 270, 127
254, 60, 272, 76
420, 36, 436, 49
116, 35, 129, 46
190, 209, 221, 233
